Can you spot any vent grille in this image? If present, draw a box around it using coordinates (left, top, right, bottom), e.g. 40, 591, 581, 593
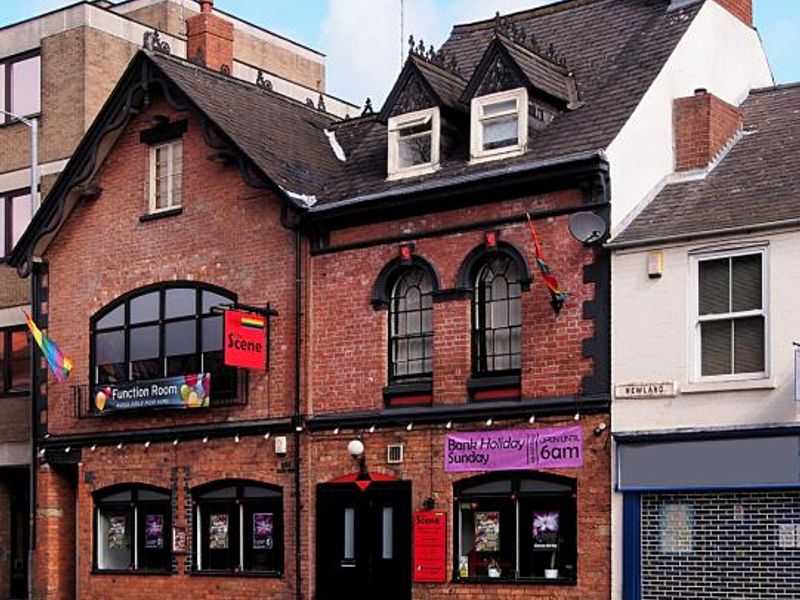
387, 444, 404, 464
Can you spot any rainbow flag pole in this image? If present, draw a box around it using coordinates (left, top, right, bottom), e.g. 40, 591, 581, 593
24, 312, 73, 384
526, 213, 570, 315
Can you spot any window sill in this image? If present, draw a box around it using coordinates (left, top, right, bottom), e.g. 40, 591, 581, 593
454, 576, 576, 586
92, 569, 173, 576
467, 372, 521, 402
469, 146, 526, 165
139, 207, 183, 222
682, 378, 775, 394
190, 570, 283, 578
386, 163, 440, 181
0, 112, 41, 129
384, 380, 433, 407
0, 389, 30, 399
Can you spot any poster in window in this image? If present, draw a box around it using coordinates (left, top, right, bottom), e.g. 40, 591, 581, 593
253, 513, 274, 550
145, 514, 164, 549
660, 504, 693, 553
474, 511, 500, 552
209, 513, 229, 550
172, 525, 187, 554
532, 511, 559, 550
108, 514, 127, 549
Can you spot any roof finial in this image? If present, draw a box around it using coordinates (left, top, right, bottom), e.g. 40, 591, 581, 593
362, 98, 374, 116
408, 35, 415, 55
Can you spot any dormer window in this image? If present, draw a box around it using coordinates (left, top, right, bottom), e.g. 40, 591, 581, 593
471, 88, 528, 162
387, 107, 440, 179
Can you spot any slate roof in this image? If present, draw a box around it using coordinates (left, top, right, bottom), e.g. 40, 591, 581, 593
316, 0, 703, 207
613, 83, 800, 246
151, 53, 341, 201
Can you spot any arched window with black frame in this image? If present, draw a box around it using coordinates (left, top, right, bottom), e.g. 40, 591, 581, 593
454, 472, 577, 583
389, 267, 434, 382
90, 282, 237, 399
470, 248, 525, 374
93, 484, 172, 572
193, 480, 284, 575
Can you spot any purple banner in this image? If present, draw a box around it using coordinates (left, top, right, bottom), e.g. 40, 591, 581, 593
445, 426, 583, 472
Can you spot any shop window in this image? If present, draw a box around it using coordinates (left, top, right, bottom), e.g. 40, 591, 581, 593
454, 473, 576, 583
149, 140, 183, 213
0, 52, 41, 124
470, 88, 528, 162
387, 107, 440, 179
193, 481, 283, 575
389, 267, 434, 382
94, 485, 171, 572
1, 190, 33, 257
0, 327, 29, 395
693, 247, 767, 380
91, 283, 236, 396
473, 253, 522, 374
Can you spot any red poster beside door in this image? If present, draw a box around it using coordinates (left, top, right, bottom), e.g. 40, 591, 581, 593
413, 511, 447, 583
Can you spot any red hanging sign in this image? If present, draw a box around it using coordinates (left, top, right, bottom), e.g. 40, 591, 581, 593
413, 511, 447, 583
223, 309, 267, 370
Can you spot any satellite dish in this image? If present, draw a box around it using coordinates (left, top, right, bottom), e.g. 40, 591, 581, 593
568, 211, 608, 245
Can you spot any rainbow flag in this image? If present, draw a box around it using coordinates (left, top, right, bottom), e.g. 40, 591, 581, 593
526, 213, 569, 314
24, 312, 73, 384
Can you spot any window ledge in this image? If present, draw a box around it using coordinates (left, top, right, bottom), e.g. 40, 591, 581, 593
386, 163, 440, 181
139, 207, 183, 222
454, 576, 576, 586
384, 380, 433, 407
682, 378, 775, 394
467, 372, 521, 402
190, 570, 283, 578
91, 569, 173, 576
469, 147, 526, 165
0, 112, 41, 129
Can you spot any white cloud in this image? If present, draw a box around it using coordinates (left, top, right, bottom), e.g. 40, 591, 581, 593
322, 0, 559, 108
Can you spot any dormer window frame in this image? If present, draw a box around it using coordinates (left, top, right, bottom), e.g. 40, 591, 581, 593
470, 87, 529, 163
387, 107, 441, 180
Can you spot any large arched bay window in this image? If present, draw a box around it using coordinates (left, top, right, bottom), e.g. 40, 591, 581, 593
454, 472, 577, 583
94, 484, 172, 572
91, 282, 236, 391
193, 480, 284, 575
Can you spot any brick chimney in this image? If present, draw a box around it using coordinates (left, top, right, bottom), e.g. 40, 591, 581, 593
186, 0, 234, 74
673, 89, 743, 172
714, 0, 753, 26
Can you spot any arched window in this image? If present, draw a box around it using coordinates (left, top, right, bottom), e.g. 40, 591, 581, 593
473, 253, 522, 373
454, 472, 577, 583
193, 480, 283, 575
91, 282, 236, 393
389, 268, 434, 382
94, 484, 171, 572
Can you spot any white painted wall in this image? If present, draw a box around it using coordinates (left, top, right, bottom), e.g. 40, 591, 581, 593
610, 228, 800, 599
606, 0, 773, 234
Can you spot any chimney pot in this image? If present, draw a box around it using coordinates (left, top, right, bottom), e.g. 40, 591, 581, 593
200, 0, 213, 14
187, 0, 233, 73
694, 88, 708, 96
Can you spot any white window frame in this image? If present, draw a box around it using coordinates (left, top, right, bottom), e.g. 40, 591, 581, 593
690, 244, 769, 383
148, 140, 182, 213
470, 88, 529, 163
387, 107, 440, 180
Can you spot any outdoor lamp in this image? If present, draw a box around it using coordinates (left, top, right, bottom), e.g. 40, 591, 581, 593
348, 439, 365, 458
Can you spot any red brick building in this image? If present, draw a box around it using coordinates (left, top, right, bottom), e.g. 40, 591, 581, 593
7, 1, 705, 599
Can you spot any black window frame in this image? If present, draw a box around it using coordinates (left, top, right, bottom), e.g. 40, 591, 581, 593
92, 484, 172, 574
1, 50, 41, 126
1, 188, 34, 258
192, 480, 284, 576
388, 266, 434, 384
90, 282, 237, 398
472, 252, 523, 376
0, 326, 30, 396
453, 472, 577, 585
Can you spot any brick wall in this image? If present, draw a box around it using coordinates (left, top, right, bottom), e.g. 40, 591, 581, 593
715, 0, 753, 26
308, 190, 598, 414
43, 98, 298, 436
34, 465, 75, 600
0, 478, 10, 598
674, 90, 743, 172
305, 415, 611, 599
641, 491, 800, 599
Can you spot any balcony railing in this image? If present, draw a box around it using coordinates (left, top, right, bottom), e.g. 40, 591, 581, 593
72, 370, 248, 418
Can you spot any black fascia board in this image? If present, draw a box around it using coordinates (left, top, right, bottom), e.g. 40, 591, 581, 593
614, 422, 800, 445
39, 417, 295, 450
305, 150, 608, 231
306, 393, 610, 431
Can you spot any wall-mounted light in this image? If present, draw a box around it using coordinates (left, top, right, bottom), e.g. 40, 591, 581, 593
593, 422, 608, 436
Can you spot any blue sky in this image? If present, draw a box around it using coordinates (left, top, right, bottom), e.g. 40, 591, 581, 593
2, 0, 798, 103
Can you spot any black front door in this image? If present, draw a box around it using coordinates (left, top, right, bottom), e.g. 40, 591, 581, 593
316, 480, 411, 600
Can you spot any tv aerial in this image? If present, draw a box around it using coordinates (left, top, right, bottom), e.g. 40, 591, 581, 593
568, 211, 608, 245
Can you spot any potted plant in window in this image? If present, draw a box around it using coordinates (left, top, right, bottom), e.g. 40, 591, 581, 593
544, 552, 559, 579
487, 557, 502, 579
